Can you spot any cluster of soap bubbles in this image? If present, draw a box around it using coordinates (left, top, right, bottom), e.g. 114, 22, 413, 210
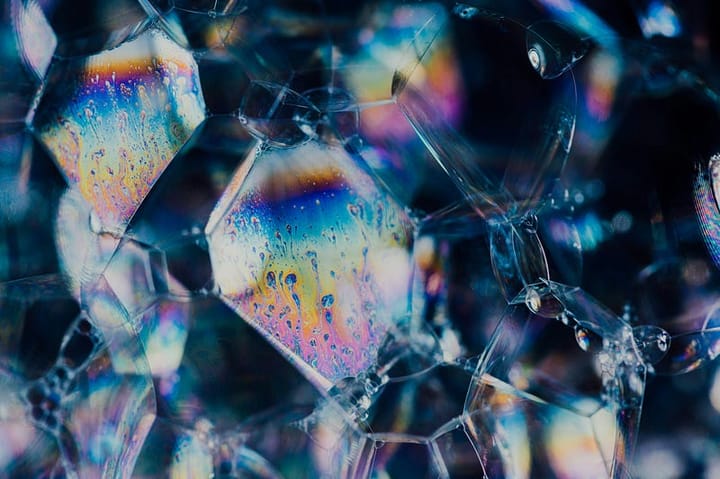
1, 0, 720, 477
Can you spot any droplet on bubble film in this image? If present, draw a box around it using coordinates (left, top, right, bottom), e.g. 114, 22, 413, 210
464, 298, 643, 478
646, 302, 720, 375
0, 275, 155, 477
632, 325, 671, 366
525, 21, 589, 80
575, 324, 603, 353
139, 0, 248, 50
33, 28, 206, 234
303, 86, 360, 146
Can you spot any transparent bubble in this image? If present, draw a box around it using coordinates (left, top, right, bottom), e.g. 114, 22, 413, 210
2, 0, 719, 476
0, 2, 54, 123
238, 81, 321, 148
0, 275, 155, 477
138, 0, 248, 50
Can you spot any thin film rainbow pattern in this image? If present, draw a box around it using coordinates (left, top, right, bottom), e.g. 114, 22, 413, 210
34, 29, 206, 232
208, 142, 415, 389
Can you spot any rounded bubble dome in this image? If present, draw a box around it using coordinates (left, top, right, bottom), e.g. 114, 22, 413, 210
2, 0, 720, 478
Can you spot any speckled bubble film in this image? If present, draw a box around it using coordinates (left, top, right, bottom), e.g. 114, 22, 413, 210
33, 28, 205, 233
5, 0, 720, 477
207, 141, 414, 390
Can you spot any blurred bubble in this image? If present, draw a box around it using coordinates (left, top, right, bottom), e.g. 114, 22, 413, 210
635, 1, 682, 39
633, 324, 671, 366
2, 0, 720, 476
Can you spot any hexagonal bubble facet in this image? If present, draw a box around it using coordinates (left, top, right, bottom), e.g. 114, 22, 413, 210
32, 27, 206, 235
206, 140, 415, 391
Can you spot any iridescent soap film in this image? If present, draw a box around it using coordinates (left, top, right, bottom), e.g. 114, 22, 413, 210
33, 28, 206, 232
206, 141, 414, 389
4, 0, 720, 477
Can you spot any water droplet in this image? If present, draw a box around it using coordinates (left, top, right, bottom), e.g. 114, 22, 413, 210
632, 325, 671, 365
574, 324, 603, 353
453, 4, 479, 20
526, 21, 589, 79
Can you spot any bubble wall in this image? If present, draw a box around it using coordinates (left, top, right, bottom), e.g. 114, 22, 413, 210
2, 0, 720, 478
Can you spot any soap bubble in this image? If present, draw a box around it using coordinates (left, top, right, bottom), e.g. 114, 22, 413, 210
1, 0, 720, 477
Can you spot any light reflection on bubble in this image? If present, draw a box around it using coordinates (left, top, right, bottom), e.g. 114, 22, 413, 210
33, 28, 206, 233
206, 141, 414, 390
